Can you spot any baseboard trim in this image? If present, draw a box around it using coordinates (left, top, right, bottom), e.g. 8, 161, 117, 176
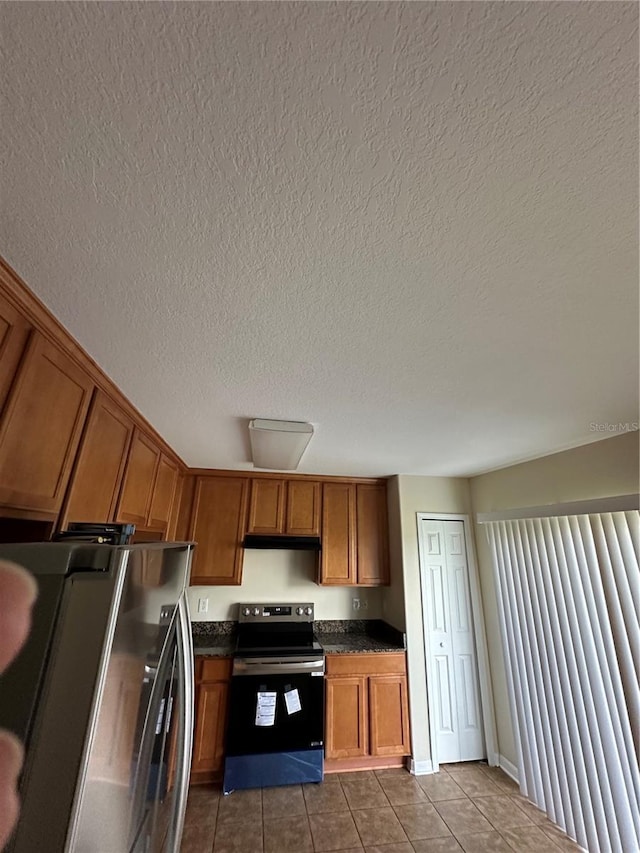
498, 755, 519, 783
324, 756, 405, 774
408, 758, 434, 775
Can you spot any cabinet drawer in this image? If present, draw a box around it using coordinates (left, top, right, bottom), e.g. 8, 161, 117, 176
199, 657, 232, 682
325, 652, 406, 677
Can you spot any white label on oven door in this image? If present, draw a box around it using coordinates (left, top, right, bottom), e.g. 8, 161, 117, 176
284, 688, 302, 715
255, 691, 277, 726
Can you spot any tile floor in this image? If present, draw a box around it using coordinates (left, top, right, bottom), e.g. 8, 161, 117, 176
181, 762, 581, 853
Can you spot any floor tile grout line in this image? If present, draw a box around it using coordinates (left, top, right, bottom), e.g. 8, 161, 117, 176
183, 770, 577, 853
497, 822, 565, 853
429, 791, 496, 846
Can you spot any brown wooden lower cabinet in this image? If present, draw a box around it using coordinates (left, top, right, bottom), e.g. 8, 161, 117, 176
190, 656, 232, 784
326, 676, 368, 759
324, 653, 411, 772
188, 652, 411, 783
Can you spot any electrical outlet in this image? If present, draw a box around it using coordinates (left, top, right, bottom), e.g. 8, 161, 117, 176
361, 599, 368, 610
352, 597, 360, 611
197, 597, 209, 614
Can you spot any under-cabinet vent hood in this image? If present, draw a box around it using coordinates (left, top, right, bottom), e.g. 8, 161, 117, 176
242, 535, 321, 551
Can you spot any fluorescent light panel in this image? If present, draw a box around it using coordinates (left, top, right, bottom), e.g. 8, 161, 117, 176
249, 419, 314, 470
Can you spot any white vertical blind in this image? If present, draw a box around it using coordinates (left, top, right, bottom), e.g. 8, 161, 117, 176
487, 511, 640, 853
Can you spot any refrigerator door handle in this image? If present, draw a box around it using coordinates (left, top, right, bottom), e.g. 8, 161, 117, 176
166, 594, 195, 853
128, 611, 178, 851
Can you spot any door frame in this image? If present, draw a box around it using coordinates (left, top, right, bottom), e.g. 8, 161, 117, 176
417, 512, 498, 772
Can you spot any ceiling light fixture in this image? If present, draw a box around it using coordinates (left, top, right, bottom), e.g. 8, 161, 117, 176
248, 419, 314, 470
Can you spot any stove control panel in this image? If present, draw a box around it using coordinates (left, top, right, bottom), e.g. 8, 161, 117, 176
238, 602, 314, 623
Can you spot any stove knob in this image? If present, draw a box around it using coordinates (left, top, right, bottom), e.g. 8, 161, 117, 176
296, 607, 304, 616
304, 606, 313, 616
242, 607, 251, 617
253, 607, 261, 617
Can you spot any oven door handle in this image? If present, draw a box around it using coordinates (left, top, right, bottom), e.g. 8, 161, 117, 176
232, 658, 325, 677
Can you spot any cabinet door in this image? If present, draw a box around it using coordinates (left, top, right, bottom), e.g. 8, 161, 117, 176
189, 476, 249, 584
368, 674, 411, 757
356, 483, 390, 585
286, 480, 320, 535
246, 478, 285, 534
116, 429, 161, 527
320, 482, 356, 584
148, 455, 180, 532
0, 333, 93, 514
191, 680, 229, 774
166, 474, 184, 542
60, 391, 134, 528
0, 292, 31, 414
325, 676, 368, 759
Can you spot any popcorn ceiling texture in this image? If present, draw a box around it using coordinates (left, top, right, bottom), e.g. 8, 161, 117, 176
1, 2, 637, 476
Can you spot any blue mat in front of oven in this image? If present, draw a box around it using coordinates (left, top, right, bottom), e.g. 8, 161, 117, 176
222, 749, 323, 794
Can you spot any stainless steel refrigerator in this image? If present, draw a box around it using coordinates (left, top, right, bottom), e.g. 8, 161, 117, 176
0, 542, 195, 853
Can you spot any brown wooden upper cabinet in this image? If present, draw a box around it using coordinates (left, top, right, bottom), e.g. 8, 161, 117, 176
0, 291, 32, 414
0, 332, 93, 515
116, 429, 161, 527
320, 482, 356, 584
355, 483, 390, 585
189, 476, 249, 585
147, 455, 180, 531
246, 478, 321, 536
116, 430, 179, 534
320, 481, 389, 586
59, 390, 134, 528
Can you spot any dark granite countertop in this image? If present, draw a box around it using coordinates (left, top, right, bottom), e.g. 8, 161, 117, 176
192, 636, 235, 657
191, 618, 406, 657
192, 621, 236, 657
315, 619, 406, 654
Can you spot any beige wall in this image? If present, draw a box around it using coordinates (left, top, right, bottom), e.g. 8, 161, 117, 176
187, 548, 383, 621
382, 474, 473, 769
469, 430, 640, 768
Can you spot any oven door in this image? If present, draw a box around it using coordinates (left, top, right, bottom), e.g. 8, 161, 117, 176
225, 665, 324, 757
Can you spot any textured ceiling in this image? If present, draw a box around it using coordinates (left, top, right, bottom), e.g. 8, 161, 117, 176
1, 2, 638, 477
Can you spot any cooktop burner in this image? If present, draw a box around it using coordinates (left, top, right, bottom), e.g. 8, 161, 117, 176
234, 640, 325, 658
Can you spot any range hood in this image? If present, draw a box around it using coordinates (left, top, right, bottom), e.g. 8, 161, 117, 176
242, 534, 321, 551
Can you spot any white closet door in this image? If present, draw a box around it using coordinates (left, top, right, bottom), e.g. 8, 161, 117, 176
421, 519, 485, 763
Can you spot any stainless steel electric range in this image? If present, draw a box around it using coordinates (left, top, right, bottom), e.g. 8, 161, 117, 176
223, 603, 325, 794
